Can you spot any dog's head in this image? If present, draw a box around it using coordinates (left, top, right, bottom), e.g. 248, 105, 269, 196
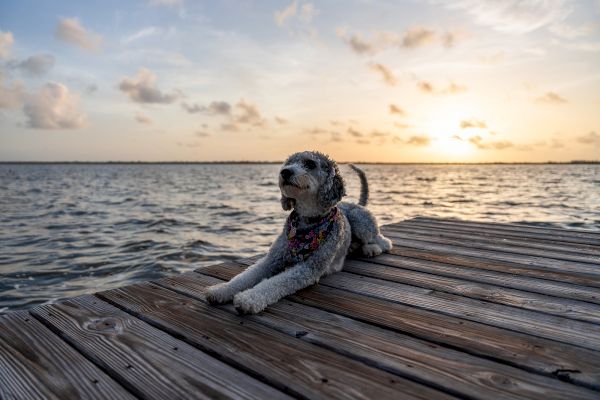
279, 151, 346, 214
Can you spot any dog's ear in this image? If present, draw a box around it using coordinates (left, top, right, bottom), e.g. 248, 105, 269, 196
318, 163, 346, 210
281, 195, 295, 211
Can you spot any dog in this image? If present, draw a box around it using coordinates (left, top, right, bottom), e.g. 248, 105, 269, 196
205, 151, 392, 314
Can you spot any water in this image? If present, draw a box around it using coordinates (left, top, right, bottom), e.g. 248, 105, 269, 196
1, 163, 598, 314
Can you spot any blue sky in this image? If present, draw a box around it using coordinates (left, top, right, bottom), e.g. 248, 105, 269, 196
1, 0, 599, 161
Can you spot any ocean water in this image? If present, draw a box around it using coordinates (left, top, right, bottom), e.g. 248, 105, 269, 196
1, 163, 598, 314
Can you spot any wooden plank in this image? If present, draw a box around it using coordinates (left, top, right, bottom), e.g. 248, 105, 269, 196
357, 252, 600, 305
382, 227, 600, 265
382, 233, 600, 279
409, 217, 600, 237
345, 258, 600, 324
98, 282, 456, 400
387, 246, 600, 288
202, 261, 600, 389
404, 218, 600, 245
393, 220, 600, 256
325, 272, 600, 350
156, 271, 600, 398
411, 217, 600, 236
30, 295, 290, 400
385, 223, 600, 259
0, 311, 134, 400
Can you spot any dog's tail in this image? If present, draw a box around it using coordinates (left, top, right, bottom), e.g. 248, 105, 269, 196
349, 164, 369, 206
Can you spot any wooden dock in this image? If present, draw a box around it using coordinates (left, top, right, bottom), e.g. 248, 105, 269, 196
1, 217, 600, 399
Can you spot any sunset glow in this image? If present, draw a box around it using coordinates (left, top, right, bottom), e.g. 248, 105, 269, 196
1, 0, 599, 162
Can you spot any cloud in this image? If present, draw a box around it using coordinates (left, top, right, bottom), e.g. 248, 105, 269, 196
122, 27, 161, 45
220, 123, 239, 132
394, 122, 412, 130
338, 26, 468, 55
460, 119, 487, 129
14, 54, 55, 76
195, 130, 210, 137
417, 80, 467, 94
274, 1, 298, 26
135, 112, 152, 124
0, 31, 14, 59
405, 135, 431, 146
576, 131, 600, 146
119, 68, 179, 104
468, 135, 514, 150
435, 0, 572, 34
535, 91, 568, 104
56, 18, 102, 52
348, 127, 363, 137
402, 26, 437, 48
369, 63, 397, 86
23, 82, 86, 129
299, 3, 319, 23
417, 81, 434, 93
234, 99, 265, 126
275, 116, 288, 124
389, 104, 406, 116
182, 100, 232, 115
0, 74, 24, 109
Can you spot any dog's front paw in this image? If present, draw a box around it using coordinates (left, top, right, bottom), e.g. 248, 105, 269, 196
205, 283, 235, 305
233, 291, 266, 315
362, 243, 383, 257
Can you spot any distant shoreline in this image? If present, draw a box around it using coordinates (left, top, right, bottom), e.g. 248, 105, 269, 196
0, 161, 598, 165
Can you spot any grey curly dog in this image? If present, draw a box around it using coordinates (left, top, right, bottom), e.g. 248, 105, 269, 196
205, 151, 392, 314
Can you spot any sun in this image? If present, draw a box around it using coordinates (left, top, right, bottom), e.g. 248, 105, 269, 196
421, 107, 479, 159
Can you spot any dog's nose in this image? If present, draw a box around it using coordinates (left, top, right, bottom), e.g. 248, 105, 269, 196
280, 168, 293, 180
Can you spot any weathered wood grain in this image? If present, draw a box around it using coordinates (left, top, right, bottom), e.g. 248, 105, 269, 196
383, 224, 600, 261
156, 271, 600, 399
343, 259, 600, 324
392, 220, 600, 255
98, 282, 455, 400
202, 261, 600, 389
383, 233, 600, 279
358, 252, 600, 304
405, 218, 600, 245
30, 295, 290, 400
0, 311, 134, 400
385, 246, 600, 288
325, 272, 600, 350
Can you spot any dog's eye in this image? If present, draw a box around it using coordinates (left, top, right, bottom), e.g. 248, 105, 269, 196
303, 159, 317, 169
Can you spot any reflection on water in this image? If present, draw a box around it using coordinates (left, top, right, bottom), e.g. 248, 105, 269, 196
0, 163, 598, 313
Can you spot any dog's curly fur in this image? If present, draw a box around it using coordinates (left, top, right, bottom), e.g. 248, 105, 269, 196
205, 151, 392, 314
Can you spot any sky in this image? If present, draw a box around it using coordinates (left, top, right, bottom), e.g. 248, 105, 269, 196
0, 0, 599, 162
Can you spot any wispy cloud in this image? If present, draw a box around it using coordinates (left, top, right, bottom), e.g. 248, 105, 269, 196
576, 131, 600, 146
119, 68, 180, 104
122, 27, 161, 45
535, 91, 568, 104
338, 26, 468, 55
0, 31, 14, 59
369, 63, 397, 86
405, 135, 431, 146
274, 1, 298, 26
195, 130, 210, 137
12, 54, 55, 76
24, 82, 87, 129
150, 0, 182, 7
402, 26, 436, 48
56, 18, 102, 52
417, 80, 467, 95
182, 100, 231, 115
348, 127, 363, 137
275, 116, 288, 124
435, 0, 572, 34
389, 104, 406, 116
460, 119, 487, 129
468, 135, 514, 150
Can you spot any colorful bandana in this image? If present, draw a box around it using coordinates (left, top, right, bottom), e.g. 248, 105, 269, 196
286, 207, 340, 263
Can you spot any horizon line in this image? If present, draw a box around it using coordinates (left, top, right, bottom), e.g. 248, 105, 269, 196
1, 160, 599, 165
